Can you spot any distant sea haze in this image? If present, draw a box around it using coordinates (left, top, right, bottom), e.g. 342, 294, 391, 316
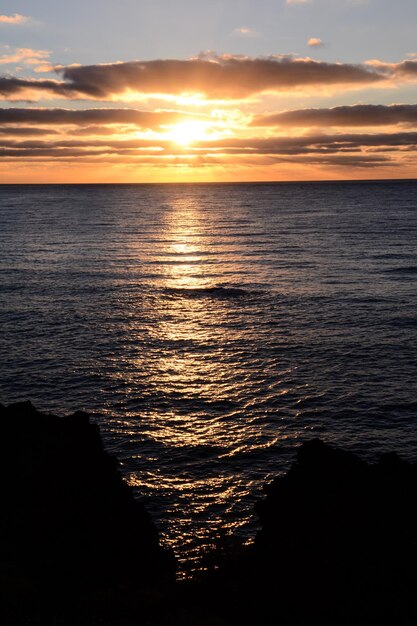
1, 181, 417, 565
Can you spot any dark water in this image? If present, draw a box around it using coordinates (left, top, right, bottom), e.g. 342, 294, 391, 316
1, 181, 417, 567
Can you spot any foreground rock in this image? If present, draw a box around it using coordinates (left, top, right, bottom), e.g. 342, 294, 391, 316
250, 439, 417, 625
0, 401, 175, 614
1, 401, 416, 626
192, 440, 417, 626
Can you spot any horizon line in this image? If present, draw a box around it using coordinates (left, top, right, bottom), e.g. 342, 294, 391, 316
1, 177, 417, 186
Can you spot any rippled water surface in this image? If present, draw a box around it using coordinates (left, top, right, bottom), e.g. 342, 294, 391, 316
1, 181, 417, 566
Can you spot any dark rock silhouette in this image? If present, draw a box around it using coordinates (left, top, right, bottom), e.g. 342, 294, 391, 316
1, 402, 417, 626
191, 440, 417, 626
248, 439, 417, 625
0, 401, 175, 617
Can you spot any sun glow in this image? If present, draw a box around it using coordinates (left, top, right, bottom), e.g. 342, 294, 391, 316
166, 120, 214, 146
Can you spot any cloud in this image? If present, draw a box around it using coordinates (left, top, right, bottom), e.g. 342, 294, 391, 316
0, 48, 50, 66
274, 154, 392, 168
0, 107, 187, 128
392, 60, 417, 78
3, 55, 417, 102
308, 38, 325, 48
71, 125, 124, 136
193, 132, 417, 154
286, 0, 311, 4
0, 126, 59, 136
0, 14, 30, 25
1, 125, 416, 174
0, 76, 76, 99
1, 130, 417, 157
366, 58, 417, 80
0, 153, 395, 173
234, 27, 257, 37
251, 104, 417, 127
54, 55, 387, 100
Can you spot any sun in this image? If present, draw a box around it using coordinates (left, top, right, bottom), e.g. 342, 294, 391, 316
166, 120, 212, 146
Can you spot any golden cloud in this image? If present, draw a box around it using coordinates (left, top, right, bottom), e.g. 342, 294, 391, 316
0, 14, 29, 25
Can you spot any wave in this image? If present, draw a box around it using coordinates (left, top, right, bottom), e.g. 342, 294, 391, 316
389, 316, 417, 328
384, 266, 417, 275
163, 285, 258, 300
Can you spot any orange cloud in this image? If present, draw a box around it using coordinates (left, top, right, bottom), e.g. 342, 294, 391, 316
1, 130, 417, 161
0, 48, 50, 66
0, 14, 29, 25
308, 38, 325, 48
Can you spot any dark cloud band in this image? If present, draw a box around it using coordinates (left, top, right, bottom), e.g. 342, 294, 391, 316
1, 131, 417, 156
252, 104, 417, 127
1, 56, 417, 102
56, 56, 385, 99
0, 55, 410, 101
0, 107, 185, 127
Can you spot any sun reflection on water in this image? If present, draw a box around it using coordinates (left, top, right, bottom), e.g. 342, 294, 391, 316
123, 198, 266, 568
112, 192, 301, 573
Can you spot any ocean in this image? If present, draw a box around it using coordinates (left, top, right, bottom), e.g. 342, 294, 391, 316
1, 181, 416, 567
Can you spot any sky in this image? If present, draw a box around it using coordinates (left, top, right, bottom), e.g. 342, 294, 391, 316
1, 0, 417, 182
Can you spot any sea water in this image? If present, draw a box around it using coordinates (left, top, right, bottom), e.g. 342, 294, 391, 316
1, 181, 417, 566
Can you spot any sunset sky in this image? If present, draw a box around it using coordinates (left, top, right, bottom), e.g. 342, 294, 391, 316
1, 0, 417, 182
